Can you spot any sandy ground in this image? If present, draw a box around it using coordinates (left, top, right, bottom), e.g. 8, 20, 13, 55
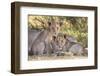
28, 55, 88, 61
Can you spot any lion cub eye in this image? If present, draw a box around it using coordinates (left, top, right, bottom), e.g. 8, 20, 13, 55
61, 40, 63, 42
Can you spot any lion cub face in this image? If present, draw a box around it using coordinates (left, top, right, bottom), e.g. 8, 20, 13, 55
52, 34, 66, 51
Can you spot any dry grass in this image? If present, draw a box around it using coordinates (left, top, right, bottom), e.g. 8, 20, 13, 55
28, 55, 88, 61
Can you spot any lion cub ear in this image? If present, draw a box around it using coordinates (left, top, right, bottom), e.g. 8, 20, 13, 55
59, 21, 63, 26
64, 34, 67, 39
48, 21, 51, 26
52, 36, 57, 41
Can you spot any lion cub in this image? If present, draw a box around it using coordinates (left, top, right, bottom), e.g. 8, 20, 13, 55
51, 34, 66, 56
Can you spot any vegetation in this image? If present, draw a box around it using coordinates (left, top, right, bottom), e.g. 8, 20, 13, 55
28, 15, 88, 47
